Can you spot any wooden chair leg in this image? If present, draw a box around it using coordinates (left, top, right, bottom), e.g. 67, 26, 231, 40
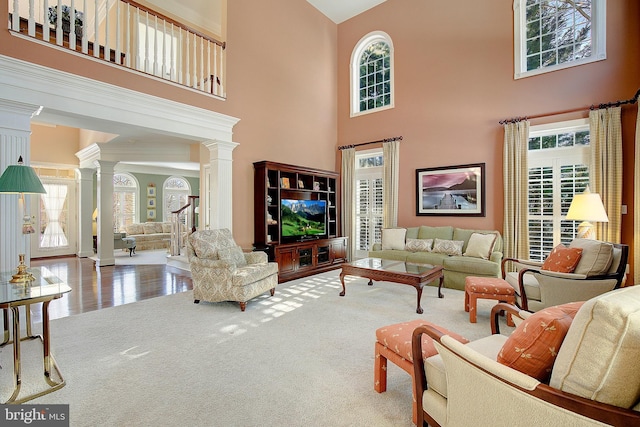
239, 301, 247, 311
464, 289, 470, 313
270, 288, 275, 296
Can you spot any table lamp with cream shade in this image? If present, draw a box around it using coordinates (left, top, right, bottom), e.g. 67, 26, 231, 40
0, 156, 46, 282
566, 185, 609, 240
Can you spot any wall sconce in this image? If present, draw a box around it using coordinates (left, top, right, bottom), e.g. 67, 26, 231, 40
566, 185, 609, 240
0, 156, 46, 282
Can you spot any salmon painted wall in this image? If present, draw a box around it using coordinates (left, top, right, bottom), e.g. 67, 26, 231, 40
0, 0, 337, 249
337, 0, 640, 279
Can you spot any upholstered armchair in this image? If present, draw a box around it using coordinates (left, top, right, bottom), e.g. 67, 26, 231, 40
186, 229, 278, 311
412, 286, 640, 427
501, 239, 628, 311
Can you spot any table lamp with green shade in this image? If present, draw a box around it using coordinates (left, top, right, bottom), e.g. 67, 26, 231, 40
0, 156, 46, 283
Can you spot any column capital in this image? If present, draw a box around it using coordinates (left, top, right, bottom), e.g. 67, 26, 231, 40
203, 140, 239, 161
0, 100, 42, 131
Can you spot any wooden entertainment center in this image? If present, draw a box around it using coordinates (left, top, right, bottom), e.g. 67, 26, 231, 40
253, 161, 347, 282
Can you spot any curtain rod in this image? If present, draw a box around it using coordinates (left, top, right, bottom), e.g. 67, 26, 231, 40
338, 136, 403, 151
498, 88, 640, 125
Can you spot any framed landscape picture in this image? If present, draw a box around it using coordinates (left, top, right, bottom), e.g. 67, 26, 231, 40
416, 163, 485, 216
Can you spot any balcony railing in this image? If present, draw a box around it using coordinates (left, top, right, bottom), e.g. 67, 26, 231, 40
8, 0, 226, 98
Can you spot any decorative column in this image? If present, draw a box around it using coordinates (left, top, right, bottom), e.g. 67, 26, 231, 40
95, 160, 116, 267
77, 168, 95, 258
0, 100, 42, 272
203, 140, 239, 231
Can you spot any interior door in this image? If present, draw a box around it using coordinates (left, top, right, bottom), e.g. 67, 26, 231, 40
30, 179, 77, 258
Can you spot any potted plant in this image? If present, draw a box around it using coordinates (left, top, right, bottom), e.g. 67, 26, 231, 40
48, 5, 84, 37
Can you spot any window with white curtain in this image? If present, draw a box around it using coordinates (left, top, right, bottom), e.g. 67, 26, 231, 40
113, 173, 138, 232
354, 149, 384, 258
39, 183, 69, 248
514, 0, 606, 79
350, 31, 394, 117
527, 119, 590, 261
163, 176, 191, 222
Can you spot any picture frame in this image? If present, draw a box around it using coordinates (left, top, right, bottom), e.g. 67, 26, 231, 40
313, 181, 320, 191
298, 179, 304, 189
147, 209, 156, 219
416, 163, 485, 216
281, 177, 290, 189
147, 186, 156, 197
147, 198, 156, 208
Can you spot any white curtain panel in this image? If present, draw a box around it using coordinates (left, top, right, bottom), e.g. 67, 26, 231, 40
635, 108, 640, 285
589, 107, 622, 243
341, 148, 356, 261
503, 120, 530, 261
40, 183, 69, 247
382, 140, 399, 228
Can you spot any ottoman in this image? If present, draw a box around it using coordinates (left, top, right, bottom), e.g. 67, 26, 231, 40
375, 319, 469, 424
464, 276, 515, 325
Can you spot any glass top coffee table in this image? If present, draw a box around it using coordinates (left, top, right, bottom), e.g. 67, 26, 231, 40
339, 257, 444, 314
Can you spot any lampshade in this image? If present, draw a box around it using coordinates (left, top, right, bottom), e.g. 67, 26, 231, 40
566, 186, 608, 240
566, 186, 608, 223
0, 156, 46, 194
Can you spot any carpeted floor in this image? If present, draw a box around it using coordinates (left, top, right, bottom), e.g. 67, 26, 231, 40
2, 271, 513, 426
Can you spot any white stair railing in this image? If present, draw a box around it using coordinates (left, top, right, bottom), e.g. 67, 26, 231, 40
8, 0, 226, 97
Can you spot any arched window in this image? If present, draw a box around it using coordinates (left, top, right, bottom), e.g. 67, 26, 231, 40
163, 176, 191, 222
350, 31, 394, 117
113, 173, 138, 232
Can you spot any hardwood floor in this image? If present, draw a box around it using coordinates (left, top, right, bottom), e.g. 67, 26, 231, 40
28, 255, 193, 323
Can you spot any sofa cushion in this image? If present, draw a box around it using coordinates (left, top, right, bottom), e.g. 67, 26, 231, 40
126, 223, 144, 235
143, 222, 164, 234
497, 302, 584, 382
541, 244, 583, 273
405, 227, 420, 239
452, 228, 498, 252
443, 256, 500, 277
505, 271, 541, 301
219, 246, 247, 267
381, 228, 406, 250
369, 250, 410, 261
432, 239, 464, 256
162, 223, 172, 233
406, 251, 448, 266
463, 233, 497, 259
405, 238, 432, 252
418, 226, 453, 241
550, 286, 640, 408
569, 239, 614, 277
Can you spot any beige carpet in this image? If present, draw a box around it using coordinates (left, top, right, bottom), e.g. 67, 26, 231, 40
2, 271, 513, 426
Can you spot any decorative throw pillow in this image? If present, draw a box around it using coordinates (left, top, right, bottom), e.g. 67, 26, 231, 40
569, 239, 614, 277
541, 244, 583, 273
463, 233, 497, 259
218, 246, 247, 267
405, 238, 432, 252
432, 238, 464, 256
497, 302, 584, 382
381, 228, 407, 250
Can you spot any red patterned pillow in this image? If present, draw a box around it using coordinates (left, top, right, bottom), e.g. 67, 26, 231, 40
497, 302, 584, 382
541, 244, 583, 273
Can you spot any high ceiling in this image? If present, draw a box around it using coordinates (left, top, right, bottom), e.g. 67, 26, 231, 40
306, 0, 386, 23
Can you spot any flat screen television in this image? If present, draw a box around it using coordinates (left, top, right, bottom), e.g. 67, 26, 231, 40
281, 199, 327, 241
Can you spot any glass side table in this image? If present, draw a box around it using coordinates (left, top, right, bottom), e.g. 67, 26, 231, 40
0, 266, 72, 403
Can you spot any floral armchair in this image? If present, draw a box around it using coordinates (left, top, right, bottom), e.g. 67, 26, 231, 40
186, 229, 278, 311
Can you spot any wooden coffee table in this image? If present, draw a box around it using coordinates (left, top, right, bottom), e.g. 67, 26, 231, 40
339, 258, 444, 314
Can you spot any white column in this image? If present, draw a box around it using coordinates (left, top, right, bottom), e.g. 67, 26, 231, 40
77, 167, 95, 258
95, 160, 116, 267
202, 140, 239, 231
0, 100, 42, 272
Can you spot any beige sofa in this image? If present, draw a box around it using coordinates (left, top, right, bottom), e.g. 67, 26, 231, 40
412, 285, 640, 426
368, 226, 503, 291
124, 222, 175, 251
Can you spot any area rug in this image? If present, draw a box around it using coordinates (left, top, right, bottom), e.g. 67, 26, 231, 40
90, 249, 169, 266
1, 271, 512, 426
